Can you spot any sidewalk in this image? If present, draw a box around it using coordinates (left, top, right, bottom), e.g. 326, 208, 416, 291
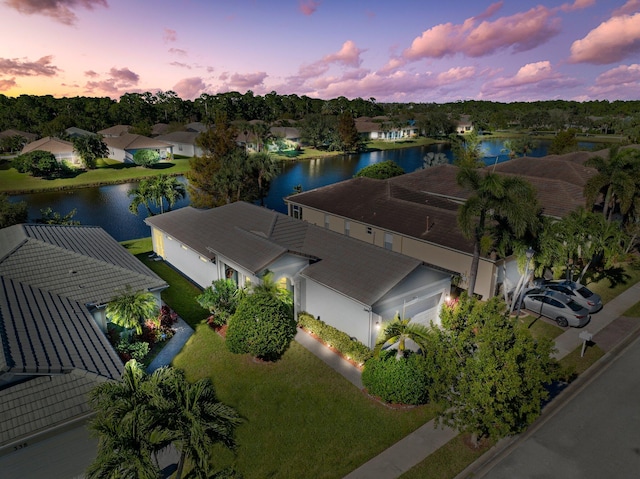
146, 315, 194, 373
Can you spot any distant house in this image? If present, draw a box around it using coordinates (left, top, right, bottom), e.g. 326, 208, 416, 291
0, 223, 167, 462
456, 115, 473, 134
184, 122, 207, 133
0, 128, 38, 144
146, 202, 451, 348
98, 124, 131, 138
155, 131, 202, 157
151, 123, 169, 136
21, 136, 81, 166
269, 126, 301, 151
103, 133, 174, 163
355, 117, 418, 141
65, 126, 95, 138
285, 151, 602, 300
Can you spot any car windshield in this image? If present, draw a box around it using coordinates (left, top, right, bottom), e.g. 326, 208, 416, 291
577, 286, 594, 298
566, 300, 584, 312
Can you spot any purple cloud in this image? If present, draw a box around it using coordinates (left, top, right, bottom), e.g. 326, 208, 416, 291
0, 78, 17, 91
299, 0, 320, 16
172, 77, 207, 100
4, 0, 108, 25
0, 55, 60, 76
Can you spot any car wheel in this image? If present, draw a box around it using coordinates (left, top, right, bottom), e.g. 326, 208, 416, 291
556, 317, 569, 327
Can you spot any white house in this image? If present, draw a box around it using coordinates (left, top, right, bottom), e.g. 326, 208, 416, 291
155, 131, 202, 157
103, 133, 174, 163
20, 136, 81, 166
145, 202, 452, 348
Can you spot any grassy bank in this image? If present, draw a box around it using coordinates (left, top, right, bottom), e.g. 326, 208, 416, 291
0, 158, 192, 194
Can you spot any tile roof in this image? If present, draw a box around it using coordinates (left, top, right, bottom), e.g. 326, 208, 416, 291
155, 131, 200, 144
0, 223, 165, 449
21, 136, 74, 155
146, 202, 436, 306
97, 124, 131, 136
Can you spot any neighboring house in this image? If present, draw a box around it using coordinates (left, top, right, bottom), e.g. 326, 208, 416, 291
65, 126, 95, 138
269, 126, 301, 151
151, 122, 169, 136
103, 133, 174, 163
355, 117, 418, 141
145, 202, 451, 348
285, 151, 601, 300
184, 121, 207, 133
20, 136, 81, 166
456, 115, 473, 134
0, 223, 167, 461
97, 124, 131, 138
155, 131, 202, 157
0, 128, 38, 143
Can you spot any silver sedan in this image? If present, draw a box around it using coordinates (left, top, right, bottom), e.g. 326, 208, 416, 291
521, 289, 591, 328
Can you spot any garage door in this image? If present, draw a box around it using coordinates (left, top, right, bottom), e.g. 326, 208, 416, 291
403, 293, 442, 326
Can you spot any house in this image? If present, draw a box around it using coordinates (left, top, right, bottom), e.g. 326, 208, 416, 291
145, 202, 451, 348
269, 126, 301, 151
184, 121, 207, 133
151, 122, 170, 136
97, 124, 131, 137
155, 130, 202, 157
355, 117, 419, 141
456, 115, 473, 134
0, 223, 167, 462
0, 128, 38, 144
103, 133, 174, 163
20, 136, 81, 166
284, 151, 602, 300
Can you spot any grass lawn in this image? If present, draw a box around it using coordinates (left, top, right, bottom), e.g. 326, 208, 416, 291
0, 158, 192, 194
123, 238, 438, 479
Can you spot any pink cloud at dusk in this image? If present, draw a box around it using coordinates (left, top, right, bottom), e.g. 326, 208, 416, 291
172, 77, 207, 99
569, 12, 640, 64
299, 0, 319, 16
3, 0, 107, 25
402, 4, 561, 62
163, 27, 177, 43
322, 40, 364, 68
0, 78, 17, 91
0, 55, 60, 76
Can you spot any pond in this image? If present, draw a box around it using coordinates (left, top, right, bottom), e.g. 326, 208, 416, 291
11, 138, 598, 241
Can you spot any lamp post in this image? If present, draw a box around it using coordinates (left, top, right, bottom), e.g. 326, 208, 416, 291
516, 247, 535, 318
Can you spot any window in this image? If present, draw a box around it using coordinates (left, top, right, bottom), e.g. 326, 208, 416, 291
291, 204, 302, 220
384, 232, 393, 250
366, 226, 372, 235
345, 220, 350, 236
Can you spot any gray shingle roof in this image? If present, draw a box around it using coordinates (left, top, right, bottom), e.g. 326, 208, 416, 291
146, 202, 431, 306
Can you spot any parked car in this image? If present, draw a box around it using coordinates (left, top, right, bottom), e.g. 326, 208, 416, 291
520, 289, 591, 328
534, 279, 603, 313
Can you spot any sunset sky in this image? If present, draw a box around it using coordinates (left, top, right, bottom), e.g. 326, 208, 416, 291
1, 0, 639, 103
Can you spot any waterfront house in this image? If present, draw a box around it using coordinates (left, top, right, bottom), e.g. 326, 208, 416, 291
103, 133, 174, 163
20, 136, 81, 166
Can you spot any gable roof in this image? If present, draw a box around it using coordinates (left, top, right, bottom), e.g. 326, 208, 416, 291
0, 129, 38, 142
155, 130, 200, 144
103, 133, 173, 151
146, 202, 437, 307
21, 136, 74, 155
97, 124, 131, 136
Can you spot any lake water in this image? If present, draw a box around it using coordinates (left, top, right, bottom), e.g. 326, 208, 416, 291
11, 138, 573, 241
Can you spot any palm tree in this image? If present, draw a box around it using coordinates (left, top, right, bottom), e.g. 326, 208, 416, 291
128, 180, 156, 216
374, 313, 432, 359
457, 168, 540, 297
154, 174, 186, 214
151, 367, 242, 479
249, 152, 280, 206
584, 147, 640, 223
106, 286, 158, 335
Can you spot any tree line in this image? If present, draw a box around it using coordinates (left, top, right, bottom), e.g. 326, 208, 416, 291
2, 92, 640, 143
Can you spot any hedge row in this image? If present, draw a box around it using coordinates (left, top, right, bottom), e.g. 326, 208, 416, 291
297, 312, 372, 365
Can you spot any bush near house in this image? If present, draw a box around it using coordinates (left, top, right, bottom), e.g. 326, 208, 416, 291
297, 312, 372, 365
362, 350, 432, 405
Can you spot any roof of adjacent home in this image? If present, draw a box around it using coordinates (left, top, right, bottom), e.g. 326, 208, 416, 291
146, 202, 447, 307
0, 128, 38, 141
286, 150, 603, 255
155, 130, 200, 144
21, 136, 74, 155
0, 224, 166, 449
97, 124, 131, 136
103, 133, 173, 150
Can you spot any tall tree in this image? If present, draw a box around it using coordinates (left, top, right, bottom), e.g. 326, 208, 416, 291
457, 168, 540, 297
450, 131, 484, 168
0, 193, 28, 228
248, 152, 280, 206
430, 294, 556, 445
72, 134, 108, 169
337, 112, 362, 152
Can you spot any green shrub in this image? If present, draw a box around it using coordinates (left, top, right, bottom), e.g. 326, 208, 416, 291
116, 339, 150, 362
362, 350, 430, 405
133, 149, 160, 167
297, 312, 372, 365
226, 291, 296, 361
196, 279, 240, 327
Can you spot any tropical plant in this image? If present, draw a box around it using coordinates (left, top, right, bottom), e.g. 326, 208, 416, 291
584, 146, 640, 223
450, 130, 483, 168
36, 207, 80, 225
196, 278, 240, 326
106, 286, 158, 335
128, 175, 186, 216
248, 152, 280, 206
0, 193, 28, 228
12, 150, 60, 177
373, 313, 432, 360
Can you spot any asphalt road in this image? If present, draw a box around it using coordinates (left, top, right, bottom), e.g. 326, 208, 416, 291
475, 332, 640, 479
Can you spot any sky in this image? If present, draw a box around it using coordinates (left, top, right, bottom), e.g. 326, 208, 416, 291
1, 0, 640, 103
